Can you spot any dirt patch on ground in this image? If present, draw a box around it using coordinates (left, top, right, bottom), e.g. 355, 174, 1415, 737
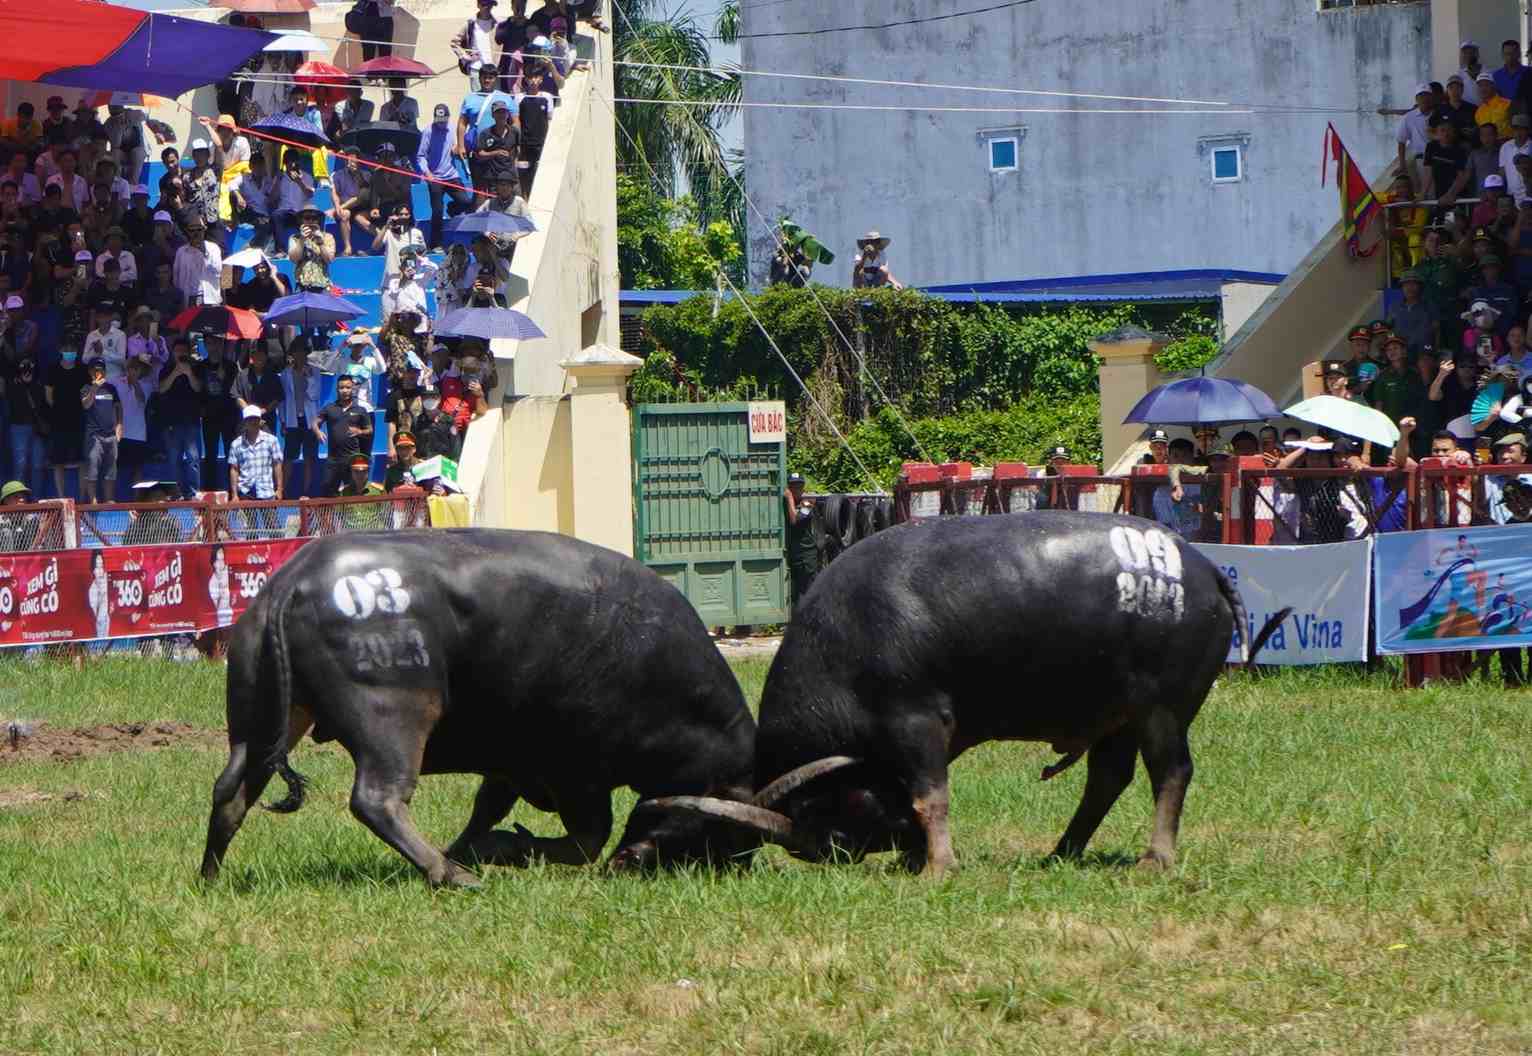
0, 721, 223, 764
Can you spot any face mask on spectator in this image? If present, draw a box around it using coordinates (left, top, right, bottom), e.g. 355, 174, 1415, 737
61, 350, 77, 366
422, 396, 440, 411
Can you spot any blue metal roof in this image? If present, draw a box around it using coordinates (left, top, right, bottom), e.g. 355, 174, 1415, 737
621, 269, 1285, 309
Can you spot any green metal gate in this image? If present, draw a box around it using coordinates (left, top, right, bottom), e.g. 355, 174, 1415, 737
632, 402, 788, 626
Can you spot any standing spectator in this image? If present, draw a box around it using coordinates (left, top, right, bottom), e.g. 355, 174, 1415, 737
385, 262, 430, 343
1344, 325, 1379, 402
338, 453, 382, 497
436, 244, 471, 322
379, 79, 420, 130
1476, 73, 1513, 138
457, 64, 503, 167
227, 404, 283, 535
1411, 346, 1445, 452
330, 152, 373, 257
1459, 299, 1504, 367
232, 340, 285, 435
851, 231, 903, 289
82, 303, 127, 381
1388, 270, 1440, 356
1436, 74, 1479, 143
279, 342, 323, 497
287, 202, 335, 292
45, 147, 88, 213
1417, 227, 1462, 321
156, 336, 204, 498
200, 342, 240, 490
270, 152, 315, 252
452, 1, 502, 80
226, 257, 288, 312
316, 373, 372, 495
115, 352, 158, 497
1499, 319, 1532, 379
138, 212, 184, 285
1457, 41, 1486, 105
330, 81, 375, 140
94, 227, 138, 285
418, 103, 473, 250
348, 0, 396, 62
5, 357, 45, 495
515, 63, 556, 196
1502, 115, 1532, 195
373, 204, 426, 306
1372, 333, 1427, 427
1424, 116, 1470, 209
125, 307, 168, 375
385, 357, 424, 458
336, 330, 387, 407
368, 142, 414, 218
383, 431, 434, 490
1494, 39, 1527, 102
43, 345, 87, 499
182, 138, 221, 245
1505, 196, 1532, 295
1396, 85, 1435, 189
783, 472, 817, 609
472, 99, 519, 192
411, 384, 457, 459
140, 258, 185, 321
173, 218, 223, 306
78, 358, 121, 504
121, 186, 156, 248
1465, 253, 1517, 334
496, 0, 535, 90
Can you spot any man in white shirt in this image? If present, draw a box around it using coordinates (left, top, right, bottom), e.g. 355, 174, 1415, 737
373, 204, 427, 313
270, 153, 316, 252
201, 114, 251, 175
1501, 114, 1532, 195
232, 152, 276, 251
279, 343, 324, 497
173, 218, 224, 306
1458, 41, 1486, 105
45, 148, 90, 212
83, 306, 128, 381
94, 228, 138, 285
451, 0, 500, 80
1396, 84, 1434, 190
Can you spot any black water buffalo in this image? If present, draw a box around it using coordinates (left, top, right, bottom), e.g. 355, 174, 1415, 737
633, 512, 1287, 877
200, 529, 762, 887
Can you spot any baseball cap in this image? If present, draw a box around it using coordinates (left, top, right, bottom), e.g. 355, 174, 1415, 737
216, 114, 236, 129
190, 138, 210, 152
241, 404, 264, 420
1462, 39, 1479, 48
153, 210, 172, 223
1348, 326, 1371, 341
73, 249, 92, 263
1415, 83, 1433, 96
1447, 73, 1465, 85
1050, 445, 1069, 459
1321, 362, 1348, 378
346, 330, 372, 344
1484, 174, 1506, 189
377, 140, 397, 153
787, 471, 804, 485
491, 99, 510, 112
3, 295, 22, 311
1367, 319, 1389, 333
131, 184, 149, 196
1149, 428, 1170, 443
1478, 70, 1496, 82
1495, 432, 1528, 447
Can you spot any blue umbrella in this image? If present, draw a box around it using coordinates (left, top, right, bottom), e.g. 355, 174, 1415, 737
436, 307, 545, 341
263, 292, 366, 329
1122, 377, 1280, 426
250, 111, 331, 150
442, 211, 537, 245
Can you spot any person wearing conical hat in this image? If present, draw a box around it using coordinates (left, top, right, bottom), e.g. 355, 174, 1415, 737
851, 230, 903, 290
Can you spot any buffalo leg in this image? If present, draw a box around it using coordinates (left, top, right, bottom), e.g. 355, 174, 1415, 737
348, 738, 476, 889
443, 777, 520, 865
461, 786, 613, 868
909, 781, 954, 878
1048, 729, 1138, 861
881, 701, 957, 877
200, 705, 314, 881
1137, 715, 1193, 869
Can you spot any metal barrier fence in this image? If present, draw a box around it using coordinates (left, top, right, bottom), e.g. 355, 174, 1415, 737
894, 475, 1131, 522
0, 492, 432, 662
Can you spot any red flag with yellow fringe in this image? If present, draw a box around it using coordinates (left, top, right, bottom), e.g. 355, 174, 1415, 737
1322, 123, 1381, 258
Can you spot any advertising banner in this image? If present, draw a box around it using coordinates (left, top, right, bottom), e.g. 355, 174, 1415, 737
1374, 525, 1532, 654
0, 539, 306, 646
1194, 539, 1373, 664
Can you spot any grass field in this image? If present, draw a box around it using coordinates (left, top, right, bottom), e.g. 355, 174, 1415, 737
1, 657, 1530, 1055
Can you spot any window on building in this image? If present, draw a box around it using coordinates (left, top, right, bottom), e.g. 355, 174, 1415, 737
989, 137, 1018, 172
1211, 145, 1243, 183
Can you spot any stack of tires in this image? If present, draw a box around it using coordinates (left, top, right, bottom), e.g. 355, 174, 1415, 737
811, 494, 895, 566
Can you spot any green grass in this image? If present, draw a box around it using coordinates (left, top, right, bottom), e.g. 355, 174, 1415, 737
2, 658, 1531, 1054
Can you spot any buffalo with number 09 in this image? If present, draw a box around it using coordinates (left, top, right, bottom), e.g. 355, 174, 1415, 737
619, 512, 1288, 877
200, 529, 763, 887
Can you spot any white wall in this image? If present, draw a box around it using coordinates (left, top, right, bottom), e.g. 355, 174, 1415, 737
741, 0, 1432, 287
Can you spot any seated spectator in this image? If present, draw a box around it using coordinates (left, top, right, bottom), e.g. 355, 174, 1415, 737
140, 259, 185, 322
1465, 254, 1517, 334
1496, 370, 1532, 432
368, 142, 414, 218
1503, 115, 1532, 194
231, 151, 275, 253
1475, 72, 1512, 138
0, 101, 43, 156
384, 430, 439, 491
1459, 299, 1504, 364
270, 152, 315, 251
1152, 436, 1202, 538
1320, 361, 1353, 400
1473, 362, 1521, 440
87, 259, 137, 322
851, 231, 903, 289
1470, 173, 1505, 227
338, 452, 383, 497
379, 78, 420, 130
330, 81, 375, 140
330, 152, 373, 257
385, 361, 424, 457
122, 480, 184, 543
93, 157, 131, 207
94, 227, 137, 285
227, 256, 289, 312
1344, 325, 1380, 400
45, 146, 88, 213
78, 358, 122, 505
287, 202, 335, 292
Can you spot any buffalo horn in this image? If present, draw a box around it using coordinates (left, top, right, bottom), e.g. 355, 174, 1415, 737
753, 755, 860, 808
644, 796, 802, 848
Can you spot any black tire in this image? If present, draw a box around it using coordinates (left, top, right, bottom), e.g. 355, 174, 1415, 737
836, 495, 857, 549
854, 497, 875, 544
818, 495, 845, 562
872, 496, 892, 532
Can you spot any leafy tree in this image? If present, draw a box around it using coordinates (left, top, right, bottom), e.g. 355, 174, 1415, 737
617, 174, 744, 290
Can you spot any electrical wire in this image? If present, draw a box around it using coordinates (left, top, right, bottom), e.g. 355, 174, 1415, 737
593, 81, 889, 493
726, 0, 1041, 40
616, 98, 1274, 115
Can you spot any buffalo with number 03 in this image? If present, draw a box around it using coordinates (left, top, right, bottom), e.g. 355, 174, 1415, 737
200, 529, 765, 888
621, 512, 1289, 877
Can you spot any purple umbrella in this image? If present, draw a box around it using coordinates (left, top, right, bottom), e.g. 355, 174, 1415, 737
263, 291, 365, 329
1122, 377, 1280, 426
250, 111, 331, 151
435, 307, 545, 341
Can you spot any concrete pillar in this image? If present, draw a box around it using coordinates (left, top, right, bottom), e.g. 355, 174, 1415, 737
1091, 327, 1169, 471
560, 344, 643, 557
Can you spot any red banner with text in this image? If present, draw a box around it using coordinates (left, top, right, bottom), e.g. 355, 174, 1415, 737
0, 539, 307, 645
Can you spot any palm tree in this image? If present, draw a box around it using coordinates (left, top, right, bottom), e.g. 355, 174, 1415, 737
612, 1, 740, 203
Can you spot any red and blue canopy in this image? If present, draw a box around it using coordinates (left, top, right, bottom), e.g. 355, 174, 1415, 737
0, 0, 276, 97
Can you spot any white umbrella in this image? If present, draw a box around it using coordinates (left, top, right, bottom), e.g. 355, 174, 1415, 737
264, 31, 327, 53
1284, 394, 1401, 447
224, 247, 270, 269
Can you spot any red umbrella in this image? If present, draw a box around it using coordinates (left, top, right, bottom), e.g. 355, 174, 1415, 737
350, 55, 435, 80
211, 0, 315, 12
295, 60, 350, 105
167, 305, 264, 341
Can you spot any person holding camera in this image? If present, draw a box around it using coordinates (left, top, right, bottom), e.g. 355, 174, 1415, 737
78, 359, 122, 505
157, 336, 204, 498
850, 231, 903, 289
286, 202, 335, 292
783, 472, 817, 610
173, 219, 223, 306
374, 203, 426, 306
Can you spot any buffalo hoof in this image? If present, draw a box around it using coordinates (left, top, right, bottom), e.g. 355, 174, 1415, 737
1136, 851, 1173, 872
433, 863, 483, 890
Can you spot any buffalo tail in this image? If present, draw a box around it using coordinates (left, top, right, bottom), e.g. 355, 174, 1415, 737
1245, 607, 1292, 669
260, 578, 308, 815
1213, 564, 1290, 669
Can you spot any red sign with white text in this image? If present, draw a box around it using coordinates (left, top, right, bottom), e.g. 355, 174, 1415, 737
0, 539, 307, 645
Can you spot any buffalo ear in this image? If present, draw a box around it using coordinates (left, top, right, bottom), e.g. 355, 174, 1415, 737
753, 756, 861, 809
641, 795, 807, 852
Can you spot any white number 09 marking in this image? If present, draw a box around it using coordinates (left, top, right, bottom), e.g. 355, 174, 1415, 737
332, 568, 411, 620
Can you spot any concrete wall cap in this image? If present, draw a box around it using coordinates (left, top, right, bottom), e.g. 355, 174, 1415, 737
559, 343, 644, 373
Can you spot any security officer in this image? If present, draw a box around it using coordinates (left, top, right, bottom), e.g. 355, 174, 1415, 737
784, 472, 818, 610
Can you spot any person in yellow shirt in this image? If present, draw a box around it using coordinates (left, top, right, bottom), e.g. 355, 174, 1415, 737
1386, 171, 1429, 274
1475, 72, 1513, 138
0, 102, 43, 153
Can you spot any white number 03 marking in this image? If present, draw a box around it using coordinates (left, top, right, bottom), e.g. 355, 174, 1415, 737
331, 568, 412, 620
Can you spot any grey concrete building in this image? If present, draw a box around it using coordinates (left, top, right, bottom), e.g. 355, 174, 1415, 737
740, 0, 1522, 288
